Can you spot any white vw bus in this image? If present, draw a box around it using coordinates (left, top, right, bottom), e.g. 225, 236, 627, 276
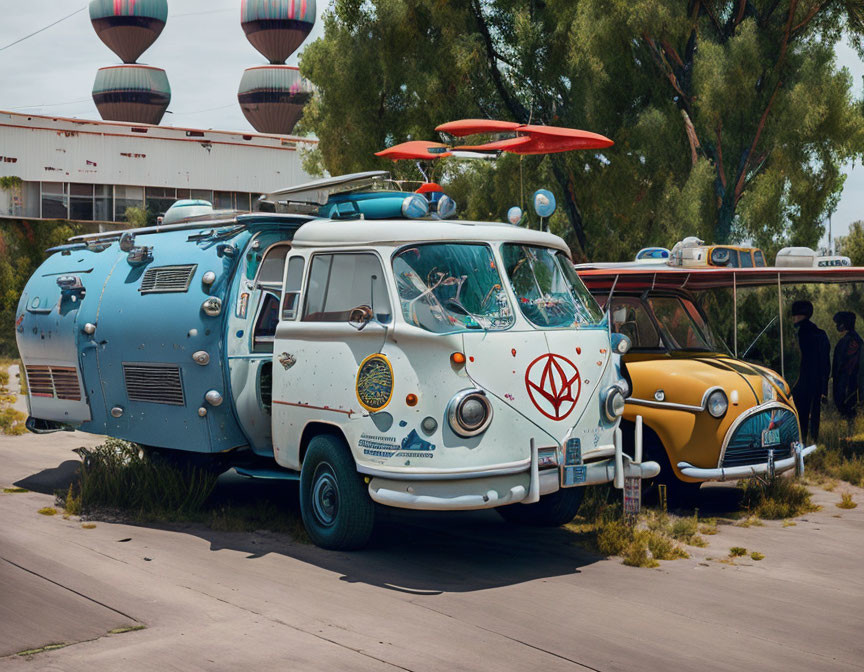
271, 216, 658, 548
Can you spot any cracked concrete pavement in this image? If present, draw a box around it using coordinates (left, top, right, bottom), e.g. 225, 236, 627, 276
0, 425, 863, 671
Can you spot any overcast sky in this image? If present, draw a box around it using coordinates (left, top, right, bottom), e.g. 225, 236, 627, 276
0, 1, 861, 246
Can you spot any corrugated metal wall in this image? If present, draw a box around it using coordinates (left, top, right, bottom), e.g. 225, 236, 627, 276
0, 111, 315, 192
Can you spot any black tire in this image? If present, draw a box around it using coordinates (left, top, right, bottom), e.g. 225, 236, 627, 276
496, 487, 585, 527
300, 434, 375, 550
641, 434, 701, 509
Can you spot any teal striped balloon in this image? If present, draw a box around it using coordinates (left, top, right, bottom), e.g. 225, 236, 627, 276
241, 0, 316, 64
92, 65, 171, 125
89, 0, 168, 63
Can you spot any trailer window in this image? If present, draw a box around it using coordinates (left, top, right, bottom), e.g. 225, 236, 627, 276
281, 256, 305, 320
303, 253, 391, 323
257, 244, 291, 288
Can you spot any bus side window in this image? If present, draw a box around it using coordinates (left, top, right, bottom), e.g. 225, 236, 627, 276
282, 256, 305, 320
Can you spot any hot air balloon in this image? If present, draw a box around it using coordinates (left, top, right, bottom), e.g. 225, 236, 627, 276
241, 0, 316, 64
238, 65, 313, 134
92, 65, 171, 125
89, 0, 168, 64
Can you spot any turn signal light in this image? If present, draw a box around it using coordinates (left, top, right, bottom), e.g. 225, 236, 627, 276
406, 393, 419, 406
451, 352, 466, 365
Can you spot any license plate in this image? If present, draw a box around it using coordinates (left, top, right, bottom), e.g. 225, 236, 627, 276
762, 428, 780, 446
564, 438, 581, 466
562, 465, 587, 487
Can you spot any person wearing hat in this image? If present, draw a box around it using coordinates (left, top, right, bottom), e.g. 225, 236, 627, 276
832, 311, 863, 417
791, 300, 830, 441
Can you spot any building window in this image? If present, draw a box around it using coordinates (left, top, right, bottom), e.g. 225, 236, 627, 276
145, 186, 176, 219
94, 185, 113, 222
214, 191, 233, 210
69, 183, 94, 221
176, 188, 191, 199
41, 182, 68, 219
115, 185, 144, 221
234, 192, 250, 212
191, 189, 212, 203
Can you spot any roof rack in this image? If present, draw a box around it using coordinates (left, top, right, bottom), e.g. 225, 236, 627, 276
65, 212, 311, 244
260, 171, 391, 212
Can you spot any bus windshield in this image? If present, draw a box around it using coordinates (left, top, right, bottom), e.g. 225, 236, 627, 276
392, 243, 514, 333
502, 244, 604, 328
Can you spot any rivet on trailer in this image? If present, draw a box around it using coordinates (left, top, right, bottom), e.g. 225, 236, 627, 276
15, 123, 660, 550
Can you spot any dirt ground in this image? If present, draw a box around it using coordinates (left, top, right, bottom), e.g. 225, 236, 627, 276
0, 424, 862, 671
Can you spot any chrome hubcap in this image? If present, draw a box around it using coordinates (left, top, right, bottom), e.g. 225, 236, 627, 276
311, 463, 339, 527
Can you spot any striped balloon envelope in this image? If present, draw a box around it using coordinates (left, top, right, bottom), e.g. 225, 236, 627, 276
92, 64, 171, 125
241, 0, 316, 64
237, 65, 313, 134
89, 0, 168, 64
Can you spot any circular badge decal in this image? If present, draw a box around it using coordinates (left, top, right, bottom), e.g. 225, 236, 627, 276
524, 353, 582, 421
356, 354, 394, 412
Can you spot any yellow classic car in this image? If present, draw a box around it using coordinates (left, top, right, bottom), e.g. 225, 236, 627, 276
577, 263, 817, 504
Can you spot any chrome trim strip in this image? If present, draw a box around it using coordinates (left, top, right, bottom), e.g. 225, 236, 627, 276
356, 458, 531, 481
679, 444, 816, 481
627, 397, 703, 412
716, 401, 798, 468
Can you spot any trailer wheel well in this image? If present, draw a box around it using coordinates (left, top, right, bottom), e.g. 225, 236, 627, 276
298, 422, 348, 466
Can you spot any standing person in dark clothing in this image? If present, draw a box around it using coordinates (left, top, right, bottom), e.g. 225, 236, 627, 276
791, 300, 830, 441
832, 311, 863, 417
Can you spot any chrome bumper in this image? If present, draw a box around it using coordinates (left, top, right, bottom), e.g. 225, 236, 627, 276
677, 443, 817, 482
367, 417, 661, 511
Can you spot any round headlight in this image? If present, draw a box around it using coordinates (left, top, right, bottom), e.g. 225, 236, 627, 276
447, 389, 493, 437
611, 333, 631, 354
603, 386, 626, 422
761, 378, 777, 402
706, 389, 728, 418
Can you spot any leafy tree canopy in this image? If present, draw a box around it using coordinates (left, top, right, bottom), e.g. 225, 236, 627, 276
299, 0, 864, 261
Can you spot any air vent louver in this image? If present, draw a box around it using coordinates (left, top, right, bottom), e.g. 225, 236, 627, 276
25, 366, 82, 401
123, 363, 185, 406
139, 264, 197, 294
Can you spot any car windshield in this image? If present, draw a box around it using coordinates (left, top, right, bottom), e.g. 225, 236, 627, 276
648, 296, 725, 352
392, 243, 514, 333
502, 244, 604, 328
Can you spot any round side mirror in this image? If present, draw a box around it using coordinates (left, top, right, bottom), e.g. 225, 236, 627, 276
348, 305, 374, 331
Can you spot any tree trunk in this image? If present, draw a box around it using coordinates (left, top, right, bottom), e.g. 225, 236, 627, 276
550, 156, 588, 259
716, 196, 735, 244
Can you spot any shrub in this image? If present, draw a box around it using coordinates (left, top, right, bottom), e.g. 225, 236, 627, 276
739, 475, 817, 519
750, 551, 765, 561
837, 492, 857, 509
63, 438, 218, 518
729, 546, 747, 557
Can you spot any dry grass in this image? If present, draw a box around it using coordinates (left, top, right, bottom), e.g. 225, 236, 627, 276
810, 409, 864, 487
739, 475, 818, 519
837, 492, 857, 509
566, 487, 694, 568
81, 522, 96, 529
3, 487, 28, 493
0, 362, 26, 436
58, 438, 308, 541
729, 546, 748, 557
37, 506, 57, 516
750, 551, 765, 561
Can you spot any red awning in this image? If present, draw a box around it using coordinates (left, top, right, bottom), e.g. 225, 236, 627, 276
577, 265, 864, 293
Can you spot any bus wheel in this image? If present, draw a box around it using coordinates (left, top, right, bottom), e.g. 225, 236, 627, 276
300, 434, 375, 550
496, 488, 585, 527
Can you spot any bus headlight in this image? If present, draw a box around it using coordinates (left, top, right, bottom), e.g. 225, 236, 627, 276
706, 389, 728, 418
603, 386, 626, 422
447, 389, 493, 437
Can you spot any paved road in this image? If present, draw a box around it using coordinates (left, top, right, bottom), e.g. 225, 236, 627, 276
0, 430, 862, 671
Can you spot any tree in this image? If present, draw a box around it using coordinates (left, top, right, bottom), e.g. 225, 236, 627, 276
299, 1, 864, 261
837, 220, 864, 265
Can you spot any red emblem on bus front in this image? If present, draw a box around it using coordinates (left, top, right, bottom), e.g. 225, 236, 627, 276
525, 353, 582, 420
